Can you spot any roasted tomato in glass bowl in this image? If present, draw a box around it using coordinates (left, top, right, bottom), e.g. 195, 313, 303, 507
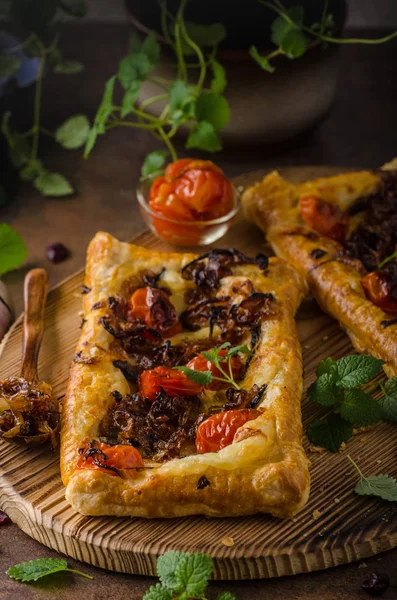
137, 158, 239, 246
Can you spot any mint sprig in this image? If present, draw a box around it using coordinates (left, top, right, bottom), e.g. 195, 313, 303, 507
7, 558, 93, 582
143, 551, 237, 600
348, 456, 397, 503
0, 223, 28, 276
307, 354, 390, 452
175, 343, 252, 390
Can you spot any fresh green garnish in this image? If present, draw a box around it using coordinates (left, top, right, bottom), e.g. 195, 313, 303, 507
143, 551, 237, 600
348, 456, 397, 503
0, 223, 28, 276
175, 343, 252, 390
306, 354, 394, 452
378, 250, 397, 270
6, 558, 93, 582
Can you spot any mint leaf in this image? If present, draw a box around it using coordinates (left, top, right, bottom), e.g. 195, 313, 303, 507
0, 53, 22, 77
227, 344, 252, 358
195, 92, 230, 130
307, 373, 341, 407
186, 121, 222, 152
6, 558, 92, 582
55, 115, 90, 149
20, 160, 43, 181
0, 223, 27, 276
141, 150, 168, 181
175, 366, 212, 386
141, 32, 160, 68
174, 553, 213, 597
335, 355, 385, 388
271, 6, 304, 46
209, 58, 227, 94
307, 414, 353, 452
340, 388, 383, 426
9, 135, 31, 168
169, 80, 191, 113
281, 30, 308, 58
217, 593, 237, 600
54, 59, 84, 74
316, 357, 337, 377
157, 551, 186, 591
355, 474, 397, 502
143, 584, 172, 600
118, 53, 153, 89
93, 75, 116, 134
379, 377, 397, 422
249, 46, 275, 73
184, 21, 226, 50
121, 81, 141, 118
34, 172, 74, 197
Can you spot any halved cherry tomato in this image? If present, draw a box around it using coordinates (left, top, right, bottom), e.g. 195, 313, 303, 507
139, 366, 202, 402
128, 287, 182, 338
149, 159, 235, 222
299, 196, 349, 242
186, 349, 243, 390
76, 442, 143, 476
196, 409, 261, 453
361, 271, 397, 313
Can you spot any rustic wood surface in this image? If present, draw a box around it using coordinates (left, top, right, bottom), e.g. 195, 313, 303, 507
0, 21, 397, 599
0, 166, 396, 589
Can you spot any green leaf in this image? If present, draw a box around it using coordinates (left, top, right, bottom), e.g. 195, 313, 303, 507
92, 75, 116, 135
340, 388, 383, 426
169, 80, 191, 113
20, 160, 43, 181
281, 30, 308, 58
54, 59, 84, 74
307, 373, 340, 407
84, 128, 97, 158
173, 553, 213, 597
307, 414, 353, 452
249, 46, 275, 73
335, 355, 385, 388
217, 593, 237, 600
379, 377, 397, 422
175, 367, 213, 386
141, 32, 160, 67
143, 584, 172, 600
195, 92, 230, 130
59, 0, 87, 18
0, 53, 22, 77
186, 121, 222, 152
209, 58, 227, 94
6, 558, 92, 582
55, 115, 90, 150
34, 172, 74, 197
271, 6, 304, 46
157, 552, 186, 591
141, 150, 168, 181
9, 137, 31, 169
316, 357, 337, 377
355, 474, 397, 502
184, 21, 226, 48
226, 344, 252, 358
121, 82, 141, 118
118, 53, 153, 89
23, 36, 42, 59
0, 223, 28, 277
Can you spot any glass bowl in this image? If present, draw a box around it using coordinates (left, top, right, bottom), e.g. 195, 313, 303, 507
137, 179, 240, 247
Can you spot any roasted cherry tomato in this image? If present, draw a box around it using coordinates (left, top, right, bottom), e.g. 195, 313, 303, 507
76, 442, 143, 476
139, 366, 202, 402
196, 409, 261, 453
299, 196, 349, 242
361, 271, 397, 313
186, 349, 243, 390
128, 287, 182, 338
149, 159, 235, 244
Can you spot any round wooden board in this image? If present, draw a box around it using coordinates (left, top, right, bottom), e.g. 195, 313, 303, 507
0, 166, 396, 580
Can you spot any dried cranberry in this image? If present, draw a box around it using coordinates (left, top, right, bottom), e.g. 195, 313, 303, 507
0, 510, 10, 525
46, 243, 69, 264
361, 573, 390, 597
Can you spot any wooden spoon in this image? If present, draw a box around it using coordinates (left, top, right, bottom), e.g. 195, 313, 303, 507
0, 269, 59, 447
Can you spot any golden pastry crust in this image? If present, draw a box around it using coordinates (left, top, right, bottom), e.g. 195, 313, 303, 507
242, 168, 397, 377
61, 232, 310, 519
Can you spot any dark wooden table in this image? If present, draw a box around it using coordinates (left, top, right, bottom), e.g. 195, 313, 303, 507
1, 22, 397, 599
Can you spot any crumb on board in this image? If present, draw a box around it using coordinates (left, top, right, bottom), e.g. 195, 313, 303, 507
323, 335, 329, 341
340, 442, 346, 452
312, 509, 321, 521
334, 497, 341, 504
309, 444, 326, 454
358, 562, 368, 568
377, 459, 382, 463
221, 536, 235, 547
304, 344, 311, 349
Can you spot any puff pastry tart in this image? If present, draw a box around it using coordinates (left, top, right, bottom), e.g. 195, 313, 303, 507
61, 232, 310, 518
242, 162, 397, 377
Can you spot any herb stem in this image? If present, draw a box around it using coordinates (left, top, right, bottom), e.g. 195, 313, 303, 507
347, 454, 366, 480
174, 0, 187, 82
31, 46, 46, 161
378, 251, 397, 269
140, 94, 169, 112
158, 126, 177, 162
64, 568, 94, 580
258, 0, 295, 25
106, 120, 160, 131
307, 29, 397, 45
180, 16, 207, 90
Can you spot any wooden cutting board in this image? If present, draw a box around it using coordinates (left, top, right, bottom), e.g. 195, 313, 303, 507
0, 166, 396, 580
